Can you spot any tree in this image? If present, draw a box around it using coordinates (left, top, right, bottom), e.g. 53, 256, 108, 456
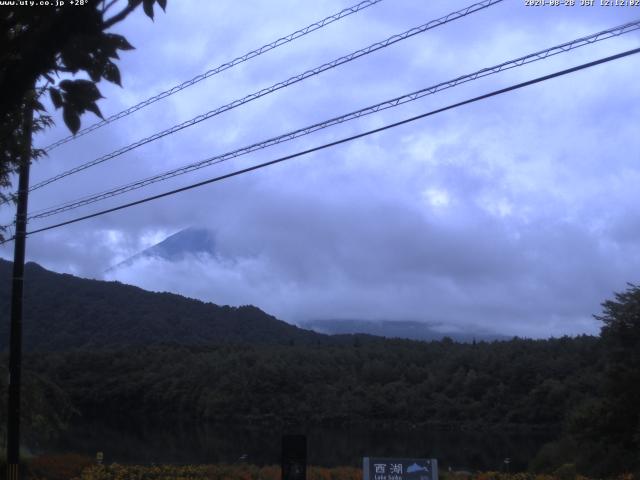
0, 0, 167, 214
1, 2, 169, 474
569, 284, 640, 475
595, 284, 640, 448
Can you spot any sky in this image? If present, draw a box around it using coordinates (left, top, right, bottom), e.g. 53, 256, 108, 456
2, 0, 639, 338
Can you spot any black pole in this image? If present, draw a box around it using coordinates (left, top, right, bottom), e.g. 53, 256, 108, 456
282, 434, 307, 480
6, 100, 33, 480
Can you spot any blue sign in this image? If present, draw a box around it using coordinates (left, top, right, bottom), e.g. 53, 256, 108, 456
363, 458, 438, 480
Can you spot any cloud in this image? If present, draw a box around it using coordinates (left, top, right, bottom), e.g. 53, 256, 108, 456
102, 156, 633, 338
2, 0, 639, 338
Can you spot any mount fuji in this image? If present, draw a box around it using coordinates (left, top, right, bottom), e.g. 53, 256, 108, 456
106, 227, 216, 272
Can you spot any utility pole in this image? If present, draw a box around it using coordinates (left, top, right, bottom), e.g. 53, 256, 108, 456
6, 96, 34, 480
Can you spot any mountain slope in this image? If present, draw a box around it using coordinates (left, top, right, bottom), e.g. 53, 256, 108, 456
107, 227, 216, 272
0, 259, 324, 351
302, 319, 509, 342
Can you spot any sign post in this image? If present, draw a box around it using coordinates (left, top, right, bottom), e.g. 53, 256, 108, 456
282, 435, 306, 480
363, 458, 438, 480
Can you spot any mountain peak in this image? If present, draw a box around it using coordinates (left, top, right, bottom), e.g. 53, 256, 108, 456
107, 227, 216, 272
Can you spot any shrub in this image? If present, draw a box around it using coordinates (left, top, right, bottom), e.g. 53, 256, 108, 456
27, 453, 94, 480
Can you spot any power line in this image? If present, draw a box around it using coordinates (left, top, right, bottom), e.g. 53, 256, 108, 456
2, 46, 634, 244
26, 0, 503, 193
42, 0, 386, 153
25, 19, 640, 222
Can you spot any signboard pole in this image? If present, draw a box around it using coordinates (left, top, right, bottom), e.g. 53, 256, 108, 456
282, 434, 307, 480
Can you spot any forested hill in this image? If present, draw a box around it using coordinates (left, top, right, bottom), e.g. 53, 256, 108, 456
0, 259, 327, 351
22, 337, 602, 430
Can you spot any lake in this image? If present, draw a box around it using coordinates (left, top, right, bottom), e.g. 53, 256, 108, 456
30, 420, 555, 472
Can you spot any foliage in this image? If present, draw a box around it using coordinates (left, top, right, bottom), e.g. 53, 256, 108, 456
27, 453, 94, 480
0, 0, 167, 235
66, 464, 361, 480
597, 283, 640, 444
566, 284, 640, 476
1, 336, 603, 432
0, 361, 77, 443
528, 438, 578, 475
1, 0, 167, 131
9, 462, 634, 480
0, 260, 328, 350
551, 464, 577, 480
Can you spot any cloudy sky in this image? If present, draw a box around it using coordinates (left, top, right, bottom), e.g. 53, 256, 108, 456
2, 0, 639, 337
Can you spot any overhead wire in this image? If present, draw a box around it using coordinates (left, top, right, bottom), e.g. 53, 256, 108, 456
0, 46, 634, 246
24, 19, 640, 222
24, 0, 504, 194
42, 0, 387, 153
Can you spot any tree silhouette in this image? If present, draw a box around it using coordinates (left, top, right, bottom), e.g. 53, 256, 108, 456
0, 0, 167, 209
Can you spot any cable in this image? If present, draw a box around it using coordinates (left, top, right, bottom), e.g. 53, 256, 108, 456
42, 0, 386, 153
25, 19, 640, 221
32, 0, 502, 191
26, 0, 503, 193
1, 46, 632, 244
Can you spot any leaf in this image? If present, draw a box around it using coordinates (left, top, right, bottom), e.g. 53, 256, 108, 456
105, 48, 120, 60
62, 106, 81, 134
60, 41, 88, 73
102, 61, 122, 87
34, 114, 54, 131
59, 80, 73, 93
87, 61, 103, 83
143, 0, 154, 19
156, 0, 167, 11
105, 33, 135, 51
49, 88, 63, 109
68, 79, 103, 103
85, 102, 103, 119
31, 147, 47, 160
